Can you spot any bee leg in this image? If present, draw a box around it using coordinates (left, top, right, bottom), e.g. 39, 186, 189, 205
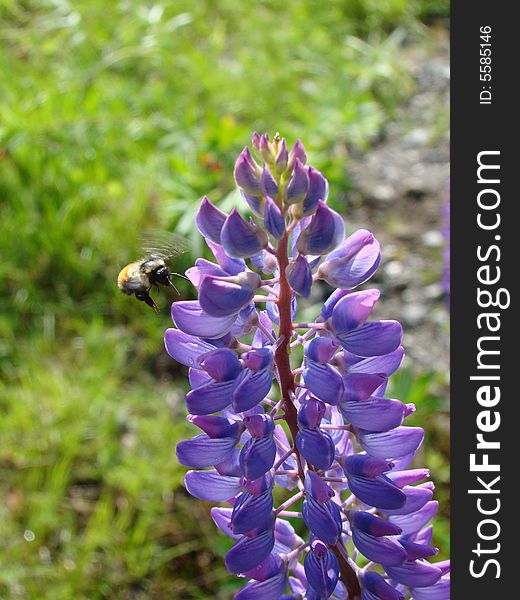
136, 290, 160, 313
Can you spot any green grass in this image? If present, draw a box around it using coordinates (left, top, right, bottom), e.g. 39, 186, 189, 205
0, 0, 449, 597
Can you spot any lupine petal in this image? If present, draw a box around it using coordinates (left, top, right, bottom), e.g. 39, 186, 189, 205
266, 290, 298, 325
359, 427, 424, 459
275, 138, 289, 174
221, 209, 268, 258
259, 134, 276, 163
189, 367, 211, 388
342, 454, 393, 478
361, 572, 404, 600
231, 490, 274, 535
264, 195, 286, 240
387, 468, 430, 488
385, 560, 443, 588
199, 274, 258, 317
296, 201, 345, 255
388, 452, 417, 471
176, 433, 238, 468
261, 165, 279, 198
235, 570, 287, 600
342, 372, 388, 402
186, 258, 229, 288
199, 349, 241, 382
331, 290, 381, 332
242, 474, 272, 498
318, 230, 381, 289
211, 507, 238, 538
296, 427, 335, 470
304, 541, 340, 598
232, 368, 273, 413
305, 470, 336, 503
285, 158, 309, 204
352, 529, 407, 566
171, 301, 236, 339
242, 347, 273, 372
234, 147, 261, 195
184, 470, 242, 501
337, 321, 403, 357
242, 553, 284, 582
216, 449, 244, 477
297, 397, 326, 428
304, 361, 345, 405
225, 528, 275, 574
206, 239, 247, 275
274, 518, 301, 551
164, 328, 216, 367
302, 166, 329, 216
196, 197, 228, 244
204, 328, 234, 346
240, 436, 276, 481
399, 538, 438, 561
320, 289, 352, 321
286, 255, 313, 298
349, 511, 402, 537
389, 501, 439, 535
243, 414, 275, 438
185, 379, 236, 415
414, 525, 434, 548
346, 346, 405, 377
302, 496, 342, 546
306, 336, 340, 364
341, 397, 407, 432
189, 414, 242, 438
231, 304, 258, 338
433, 560, 450, 576
383, 484, 434, 516
411, 573, 450, 600
242, 192, 265, 217
288, 139, 307, 168
346, 473, 406, 510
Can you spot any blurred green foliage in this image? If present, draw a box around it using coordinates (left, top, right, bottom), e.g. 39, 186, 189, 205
0, 0, 449, 597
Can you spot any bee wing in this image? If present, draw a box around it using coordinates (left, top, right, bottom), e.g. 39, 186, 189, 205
140, 229, 190, 261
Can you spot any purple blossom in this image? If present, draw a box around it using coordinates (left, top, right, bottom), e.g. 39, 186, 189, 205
164, 134, 449, 599
304, 540, 340, 597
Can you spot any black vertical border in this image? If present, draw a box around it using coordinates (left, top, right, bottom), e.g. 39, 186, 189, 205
451, 2, 513, 597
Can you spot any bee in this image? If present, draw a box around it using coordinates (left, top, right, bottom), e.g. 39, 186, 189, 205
117, 231, 188, 313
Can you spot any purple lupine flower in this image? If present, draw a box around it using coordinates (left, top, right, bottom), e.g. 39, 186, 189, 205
304, 539, 340, 597
341, 454, 406, 510
296, 397, 335, 469
164, 134, 449, 599
239, 414, 277, 481
347, 510, 408, 567
360, 571, 404, 600
316, 229, 381, 289
302, 472, 343, 546
235, 554, 288, 599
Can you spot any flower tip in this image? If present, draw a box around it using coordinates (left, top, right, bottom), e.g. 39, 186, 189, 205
405, 403, 416, 416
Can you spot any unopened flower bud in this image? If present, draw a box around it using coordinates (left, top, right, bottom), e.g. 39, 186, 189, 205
221, 209, 268, 258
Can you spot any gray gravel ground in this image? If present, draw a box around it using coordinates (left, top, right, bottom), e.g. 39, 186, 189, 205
346, 34, 450, 374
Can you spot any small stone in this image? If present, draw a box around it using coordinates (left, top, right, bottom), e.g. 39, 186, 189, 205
372, 184, 395, 202
421, 230, 444, 248
402, 303, 427, 326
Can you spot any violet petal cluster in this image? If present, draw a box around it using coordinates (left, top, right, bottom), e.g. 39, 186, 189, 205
165, 133, 449, 599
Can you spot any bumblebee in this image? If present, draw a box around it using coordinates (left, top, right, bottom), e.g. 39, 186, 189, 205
117, 232, 188, 313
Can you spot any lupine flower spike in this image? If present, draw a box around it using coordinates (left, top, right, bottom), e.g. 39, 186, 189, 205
165, 133, 449, 599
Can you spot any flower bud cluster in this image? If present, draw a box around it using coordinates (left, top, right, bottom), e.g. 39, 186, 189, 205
165, 133, 449, 599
